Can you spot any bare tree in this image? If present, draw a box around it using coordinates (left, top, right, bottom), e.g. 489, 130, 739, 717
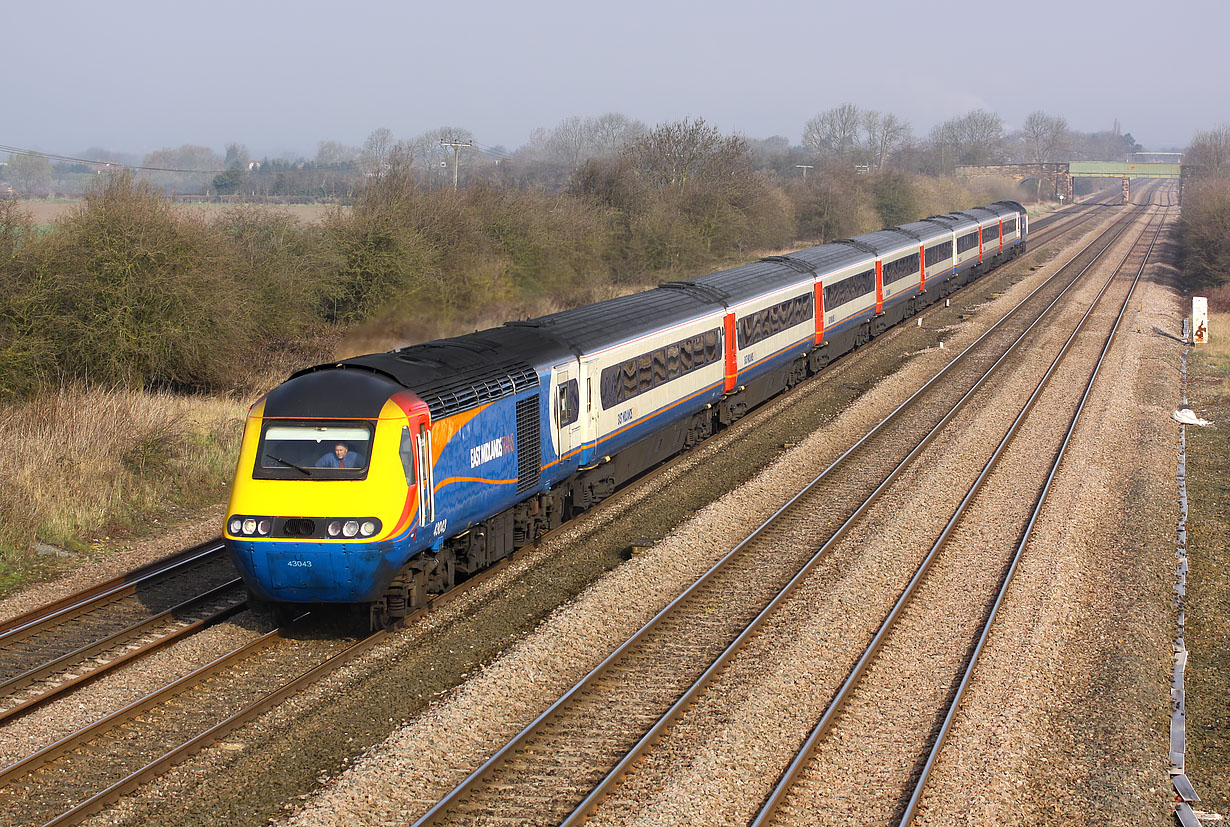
862, 110, 912, 169
1186, 125, 1230, 177
360, 128, 395, 177
522, 113, 647, 169
547, 115, 593, 167
588, 112, 647, 156
626, 117, 749, 190
142, 145, 222, 170
315, 140, 358, 166
927, 119, 962, 174
5, 152, 52, 196
141, 145, 222, 193
954, 109, 1005, 165
803, 103, 862, 160
1021, 111, 1068, 163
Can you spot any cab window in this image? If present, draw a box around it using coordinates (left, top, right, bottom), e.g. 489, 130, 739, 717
254, 421, 374, 479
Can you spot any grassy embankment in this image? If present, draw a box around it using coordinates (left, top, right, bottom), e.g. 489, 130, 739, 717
0, 162, 1025, 598
1185, 308, 1230, 814
0, 389, 245, 592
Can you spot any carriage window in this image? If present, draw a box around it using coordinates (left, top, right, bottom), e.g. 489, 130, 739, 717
924, 241, 953, 267
557, 379, 579, 427
823, 268, 876, 309
599, 327, 724, 409
736, 294, 814, 349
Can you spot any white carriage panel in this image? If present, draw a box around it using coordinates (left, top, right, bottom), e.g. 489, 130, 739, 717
587, 315, 726, 442
819, 261, 877, 329
1001, 211, 1022, 243
731, 282, 816, 371
954, 226, 981, 267
882, 243, 923, 301
923, 232, 957, 279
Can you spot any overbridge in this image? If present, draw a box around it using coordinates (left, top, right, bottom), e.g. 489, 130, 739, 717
956, 161, 1187, 203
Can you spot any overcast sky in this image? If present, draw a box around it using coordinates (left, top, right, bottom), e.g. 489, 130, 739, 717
8, 0, 1222, 159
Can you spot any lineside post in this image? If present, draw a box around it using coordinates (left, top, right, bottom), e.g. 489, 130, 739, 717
1193, 297, 1208, 344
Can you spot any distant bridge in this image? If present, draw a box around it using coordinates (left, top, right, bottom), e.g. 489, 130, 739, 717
955, 161, 1188, 203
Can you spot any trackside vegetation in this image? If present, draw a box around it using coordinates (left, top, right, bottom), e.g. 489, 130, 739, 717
0, 124, 1020, 592
1175, 124, 1230, 816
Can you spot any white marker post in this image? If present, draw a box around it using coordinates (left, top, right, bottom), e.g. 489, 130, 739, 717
1193, 297, 1208, 345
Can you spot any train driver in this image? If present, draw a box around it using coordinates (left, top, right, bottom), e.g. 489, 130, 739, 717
317, 442, 364, 469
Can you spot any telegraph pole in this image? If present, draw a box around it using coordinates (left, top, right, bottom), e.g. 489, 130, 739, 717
440, 139, 473, 191
795, 164, 814, 178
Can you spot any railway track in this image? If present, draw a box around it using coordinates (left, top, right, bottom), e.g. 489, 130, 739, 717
751, 206, 1171, 827
0, 191, 1144, 826
0, 620, 386, 827
403, 201, 1165, 826
0, 542, 241, 723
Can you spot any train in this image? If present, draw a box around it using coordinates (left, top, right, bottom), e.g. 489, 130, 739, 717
225, 200, 1028, 627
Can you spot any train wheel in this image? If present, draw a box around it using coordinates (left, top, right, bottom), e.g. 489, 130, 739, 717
369, 599, 392, 631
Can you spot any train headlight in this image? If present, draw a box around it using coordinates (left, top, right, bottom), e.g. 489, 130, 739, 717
327, 520, 342, 537
242, 518, 257, 535
343, 520, 360, 538
360, 520, 377, 537
229, 518, 242, 535
257, 519, 272, 536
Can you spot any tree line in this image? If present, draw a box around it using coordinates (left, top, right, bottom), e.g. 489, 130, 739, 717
0, 118, 1020, 399
1177, 125, 1230, 306
1, 107, 1145, 200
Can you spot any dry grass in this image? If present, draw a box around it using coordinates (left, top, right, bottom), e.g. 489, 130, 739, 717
1186, 311, 1230, 813
0, 387, 246, 592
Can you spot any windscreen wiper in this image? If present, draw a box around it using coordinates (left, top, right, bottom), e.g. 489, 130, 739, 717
266, 454, 311, 476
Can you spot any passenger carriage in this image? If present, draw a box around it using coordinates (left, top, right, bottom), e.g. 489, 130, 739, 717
225, 201, 1028, 626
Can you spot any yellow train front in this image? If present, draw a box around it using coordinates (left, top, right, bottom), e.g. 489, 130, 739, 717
225, 335, 559, 628
225, 366, 436, 621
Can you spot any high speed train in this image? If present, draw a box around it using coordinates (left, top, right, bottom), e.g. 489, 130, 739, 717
225, 200, 1027, 627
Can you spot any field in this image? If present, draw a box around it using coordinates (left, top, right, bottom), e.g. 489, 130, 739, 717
19, 199, 339, 227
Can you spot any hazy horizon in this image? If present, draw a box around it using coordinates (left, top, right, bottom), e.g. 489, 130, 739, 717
8, 0, 1218, 160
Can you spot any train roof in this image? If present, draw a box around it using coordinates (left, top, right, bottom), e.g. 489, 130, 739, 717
509, 285, 724, 353
294, 325, 570, 420
850, 228, 928, 254
989, 200, 1026, 215
687, 258, 814, 305
786, 242, 874, 273
894, 219, 957, 244
921, 213, 977, 231
941, 207, 998, 226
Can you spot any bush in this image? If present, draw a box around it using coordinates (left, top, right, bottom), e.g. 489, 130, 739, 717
1178, 179, 1230, 289
0, 173, 255, 393
787, 166, 879, 242
871, 170, 921, 227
